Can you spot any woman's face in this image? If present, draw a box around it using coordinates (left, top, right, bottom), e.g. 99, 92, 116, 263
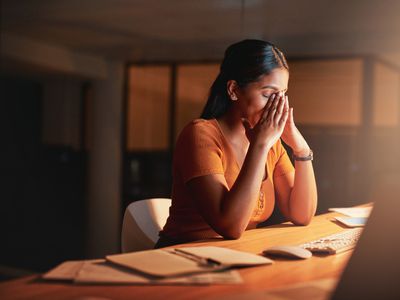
234, 68, 289, 126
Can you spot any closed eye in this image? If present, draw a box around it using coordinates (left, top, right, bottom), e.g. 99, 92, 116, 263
263, 91, 287, 98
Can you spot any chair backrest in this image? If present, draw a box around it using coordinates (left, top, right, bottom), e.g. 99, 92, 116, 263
121, 198, 171, 253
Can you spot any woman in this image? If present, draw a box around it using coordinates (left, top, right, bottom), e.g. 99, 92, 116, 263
156, 39, 317, 248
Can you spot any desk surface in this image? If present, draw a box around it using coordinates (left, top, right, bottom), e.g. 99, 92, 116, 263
0, 211, 354, 300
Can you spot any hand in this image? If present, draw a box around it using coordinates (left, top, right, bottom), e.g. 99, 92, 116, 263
242, 93, 289, 150
280, 95, 310, 156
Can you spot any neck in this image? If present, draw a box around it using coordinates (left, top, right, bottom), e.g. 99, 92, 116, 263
217, 108, 248, 144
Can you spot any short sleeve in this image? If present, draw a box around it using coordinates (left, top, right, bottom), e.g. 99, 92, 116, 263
175, 121, 224, 183
273, 139, 295, 178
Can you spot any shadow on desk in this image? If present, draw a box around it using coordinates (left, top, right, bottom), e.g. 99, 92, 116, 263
257, 205, 287, 228
261, 223, 296, 229
181, 223, 296, 247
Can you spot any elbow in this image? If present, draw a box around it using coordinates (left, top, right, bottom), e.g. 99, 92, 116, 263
222, 230, 243, 240
213, 223, 245, 240
291, 216, 312, 226
289, 202, 317, 226
292, 220, 311, 226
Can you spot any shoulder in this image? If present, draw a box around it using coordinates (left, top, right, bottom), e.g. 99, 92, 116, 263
181, 118, 219, 134
177, 118, 221, 145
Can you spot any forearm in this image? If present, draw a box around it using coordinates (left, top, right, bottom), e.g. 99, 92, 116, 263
288, 160, 317, 225
219, 143, 269, 237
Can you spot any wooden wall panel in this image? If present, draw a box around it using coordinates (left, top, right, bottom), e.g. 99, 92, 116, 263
288, 59, 364, 126
127, 66, 170, 150
175, 64, 219, 138
372, 62, 400, 127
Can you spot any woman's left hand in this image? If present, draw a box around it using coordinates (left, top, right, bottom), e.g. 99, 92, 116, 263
280, 93, 310, 156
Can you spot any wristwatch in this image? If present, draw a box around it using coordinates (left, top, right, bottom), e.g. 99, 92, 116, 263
293, 149, 313, 161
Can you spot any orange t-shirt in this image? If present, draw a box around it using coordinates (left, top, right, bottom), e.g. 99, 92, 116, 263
160, 118, 294, 241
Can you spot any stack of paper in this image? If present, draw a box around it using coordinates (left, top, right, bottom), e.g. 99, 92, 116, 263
43, 246, 273, 285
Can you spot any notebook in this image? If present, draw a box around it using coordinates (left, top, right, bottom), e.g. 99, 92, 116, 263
106, 246, 273, 278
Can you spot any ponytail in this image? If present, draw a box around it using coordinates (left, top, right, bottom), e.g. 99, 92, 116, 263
200, 72, 231, 119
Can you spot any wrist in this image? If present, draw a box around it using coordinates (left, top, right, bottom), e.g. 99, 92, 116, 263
293, 148, 311, 157
251, 136, 274, 152
250, 142, 271, 154
249, 141, 272, 158
293, 149, 313, 161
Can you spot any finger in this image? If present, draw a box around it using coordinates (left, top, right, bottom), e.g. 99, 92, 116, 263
279, 107, 289, 127
274, 94, 286, 124
288, 107, 294, 124
269, 93, 283, 122
284, 95, 289, 112
265, 93, 275, 112
268, 93, 276, 109
265, 93, 280, 121
260, 93, 275, 121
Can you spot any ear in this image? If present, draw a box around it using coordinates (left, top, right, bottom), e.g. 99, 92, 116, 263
226, 80, 239, 101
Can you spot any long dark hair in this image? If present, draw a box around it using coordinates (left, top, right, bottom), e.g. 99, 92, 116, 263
200, 39, 289, 119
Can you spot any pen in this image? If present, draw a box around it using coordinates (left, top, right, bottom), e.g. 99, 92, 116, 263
172, 249, 221, 267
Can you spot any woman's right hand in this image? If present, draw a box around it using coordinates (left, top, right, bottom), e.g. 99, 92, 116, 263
242, 92, 289, 150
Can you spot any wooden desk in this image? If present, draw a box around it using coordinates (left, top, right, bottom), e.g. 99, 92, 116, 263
0, 211, 354, 300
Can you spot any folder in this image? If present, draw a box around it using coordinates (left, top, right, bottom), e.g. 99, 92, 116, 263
106, 246, 273, 278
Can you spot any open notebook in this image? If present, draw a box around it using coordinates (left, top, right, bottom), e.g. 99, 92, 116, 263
106, 246, 273, 278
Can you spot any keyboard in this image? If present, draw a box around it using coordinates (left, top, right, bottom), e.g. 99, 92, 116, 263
299, 228, 363, 254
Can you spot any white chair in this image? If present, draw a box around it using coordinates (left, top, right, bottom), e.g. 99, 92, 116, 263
121, 198, 171, 253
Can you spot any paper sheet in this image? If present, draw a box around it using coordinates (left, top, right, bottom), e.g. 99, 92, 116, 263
42, 260, 87, 280
328, 206, 373, 218
43, 259, 242, 285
